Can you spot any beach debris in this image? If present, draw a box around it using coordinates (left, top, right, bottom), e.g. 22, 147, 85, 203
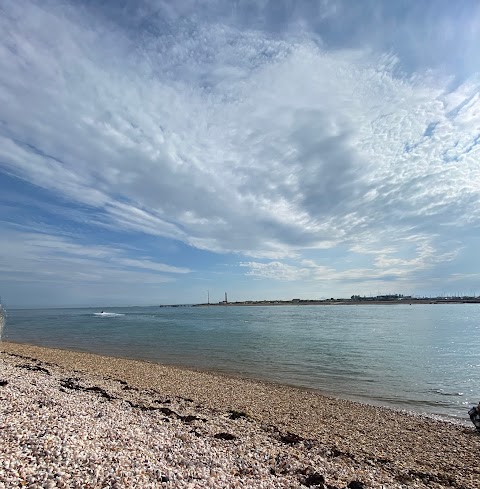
17, 363, 50, 375
114, 379, 137, 391
154, 398, 172, 404
126, 400, 158, 411
228, 410, 250, 420
404, 469, 456, 486
154, 406, 204, 423
59, 378, 114, 400
347, 481, 365, 489
302, 471, 326, 487
181, 414, 201, 423
213, 432, 237, 440
0, 380, 8, 386
279, 431, 303, 445
122, 401, 206, 423
158, 406, 176, 416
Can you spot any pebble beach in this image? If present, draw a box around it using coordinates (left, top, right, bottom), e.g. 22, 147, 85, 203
1, 342, 479, 489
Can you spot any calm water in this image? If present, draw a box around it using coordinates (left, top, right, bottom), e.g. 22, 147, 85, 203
2, 304, 479, 422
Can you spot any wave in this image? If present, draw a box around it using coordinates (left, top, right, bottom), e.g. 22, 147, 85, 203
428, 389, 464, 397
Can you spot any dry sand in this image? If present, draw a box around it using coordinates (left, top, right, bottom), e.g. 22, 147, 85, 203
1, 341, 479, 488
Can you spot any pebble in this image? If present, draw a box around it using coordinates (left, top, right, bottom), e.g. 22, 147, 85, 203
1, 345, 479, 488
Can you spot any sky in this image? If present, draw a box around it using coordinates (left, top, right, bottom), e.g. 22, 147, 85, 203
1, 0, 480, 307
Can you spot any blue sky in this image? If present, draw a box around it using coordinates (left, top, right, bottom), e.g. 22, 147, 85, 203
1, 0, 480, 307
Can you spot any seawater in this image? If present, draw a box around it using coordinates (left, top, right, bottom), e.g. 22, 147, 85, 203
3, 304, 479, 422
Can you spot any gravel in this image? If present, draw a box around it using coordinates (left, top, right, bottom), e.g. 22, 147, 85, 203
1, 342, 479, 488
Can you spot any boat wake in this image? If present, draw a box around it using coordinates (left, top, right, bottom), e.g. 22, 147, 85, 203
94, 312, 125, 317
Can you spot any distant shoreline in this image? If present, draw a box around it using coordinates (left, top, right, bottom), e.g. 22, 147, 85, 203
168, 298, 480, 308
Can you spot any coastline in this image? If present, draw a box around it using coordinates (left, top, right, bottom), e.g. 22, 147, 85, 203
1, 341, 479, 488
190, 299, 480, 307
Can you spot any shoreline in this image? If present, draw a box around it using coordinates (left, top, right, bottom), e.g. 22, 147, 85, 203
2, 340, 465, 423
191, 300, 480, 307
2, 338, 469, 424
0, 341, 449, 418
1, 341, 479, 488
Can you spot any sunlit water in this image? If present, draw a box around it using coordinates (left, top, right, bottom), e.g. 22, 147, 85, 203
3, 304, 479, 422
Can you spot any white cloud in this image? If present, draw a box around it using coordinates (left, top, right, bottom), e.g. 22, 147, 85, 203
0, 229, 190, 287
118, 258, 190, 274
1, 0, 480, 303
241, 232, 461, 289
240, 261, 312, 281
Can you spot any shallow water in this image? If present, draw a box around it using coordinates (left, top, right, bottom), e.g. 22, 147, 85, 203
0, 304, 5, 340
3, 304, 479, 421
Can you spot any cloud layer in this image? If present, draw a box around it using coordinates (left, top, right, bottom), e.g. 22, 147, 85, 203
1, 0, 480, 305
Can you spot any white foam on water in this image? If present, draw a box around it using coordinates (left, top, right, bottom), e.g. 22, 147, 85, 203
93, 312, 125, 317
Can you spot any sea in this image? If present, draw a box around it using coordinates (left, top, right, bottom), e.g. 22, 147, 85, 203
2, 304, 479, 423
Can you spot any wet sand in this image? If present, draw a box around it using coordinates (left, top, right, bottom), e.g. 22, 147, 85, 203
1, 341, 479, 488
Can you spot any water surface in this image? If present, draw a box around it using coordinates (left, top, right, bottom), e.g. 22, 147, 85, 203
3, 304, 479, 422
